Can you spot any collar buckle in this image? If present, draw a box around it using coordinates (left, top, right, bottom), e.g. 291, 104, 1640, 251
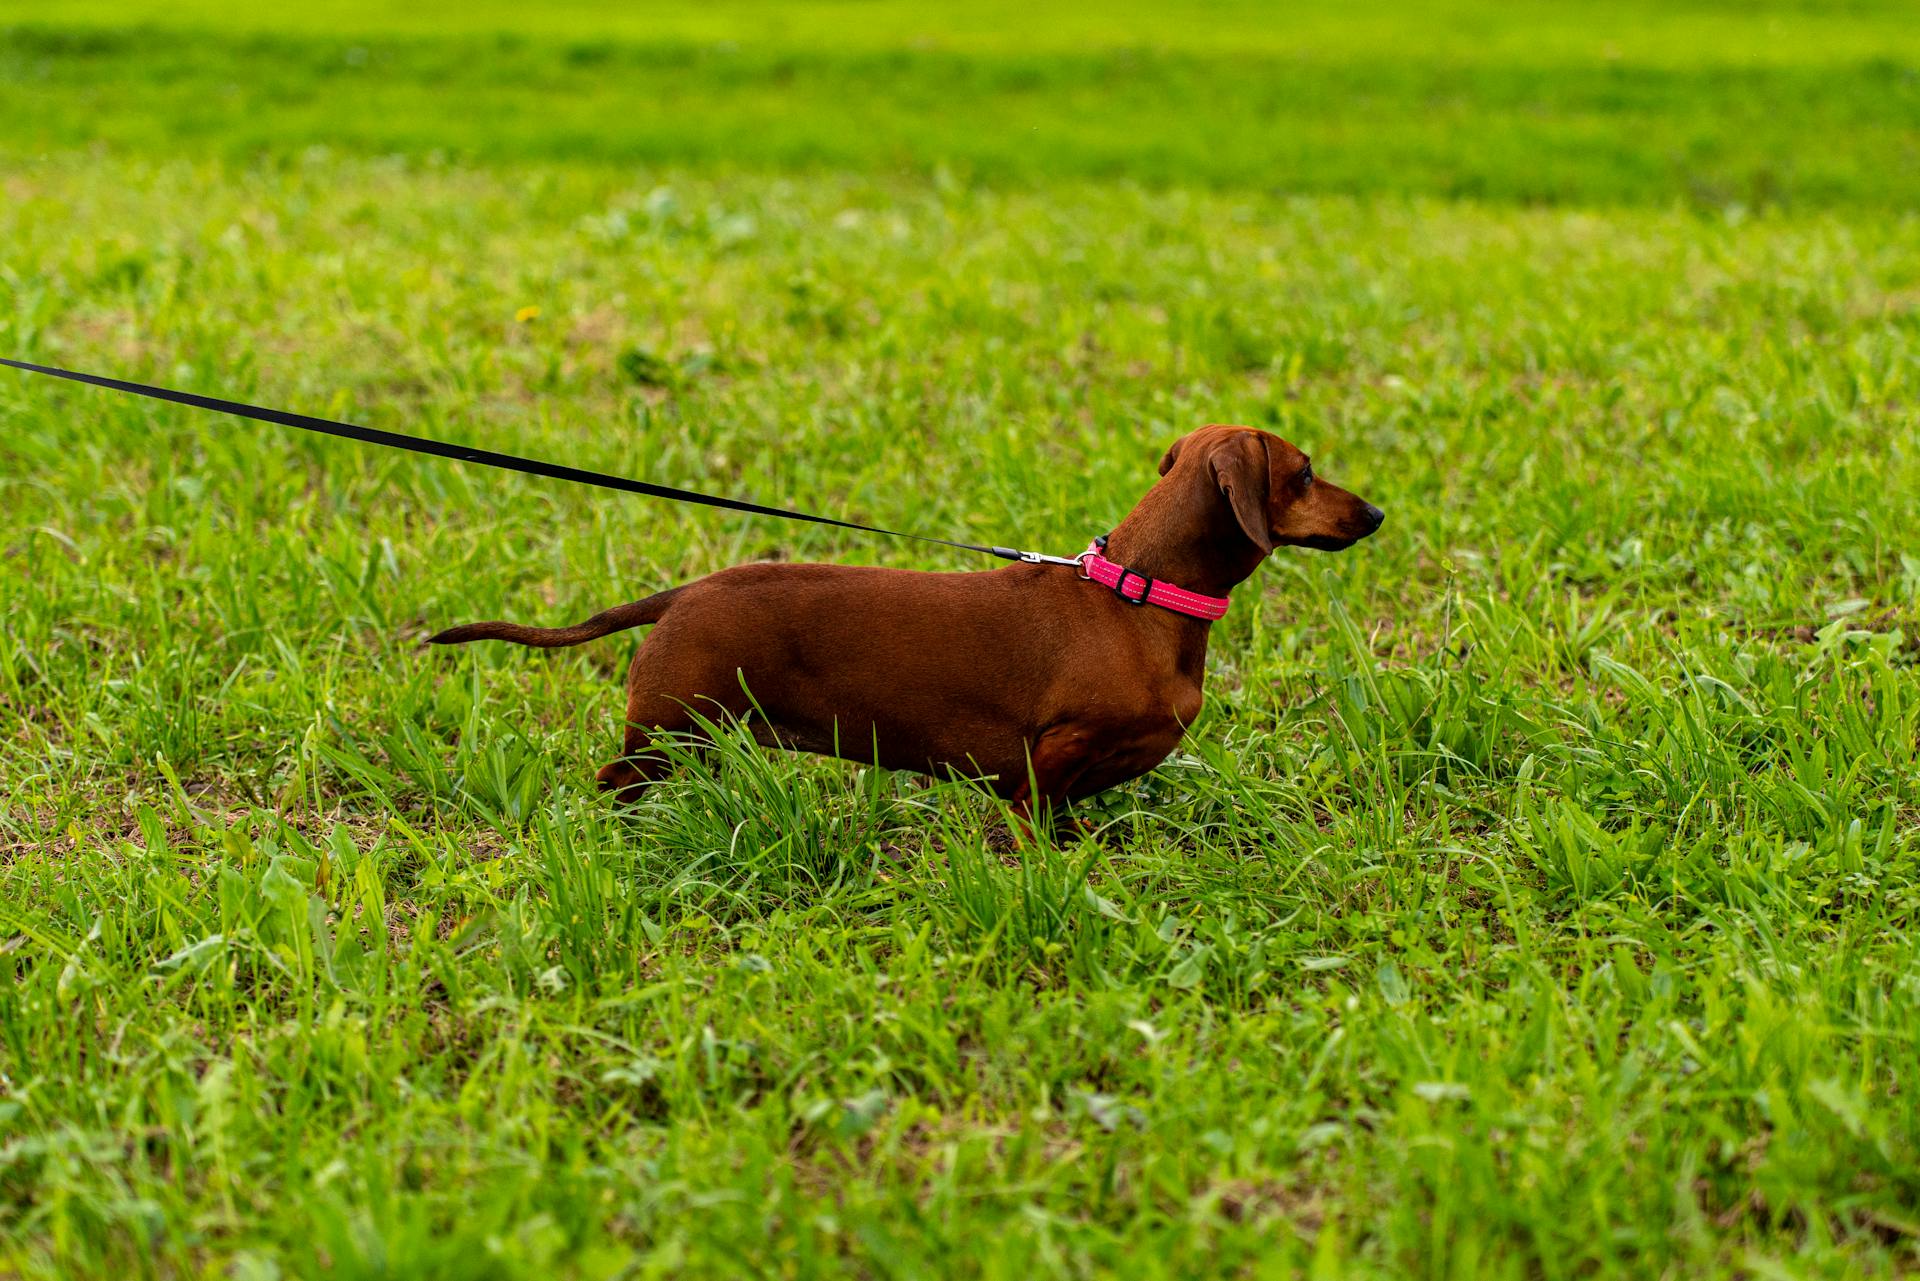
1111, 568, 1154, 605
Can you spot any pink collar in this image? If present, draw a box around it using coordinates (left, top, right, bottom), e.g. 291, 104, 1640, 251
1078, 537, 1230, 620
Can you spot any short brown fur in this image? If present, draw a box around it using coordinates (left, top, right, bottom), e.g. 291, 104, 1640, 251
428, 425, 1382, 825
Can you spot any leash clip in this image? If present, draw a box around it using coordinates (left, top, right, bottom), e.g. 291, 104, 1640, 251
998, 546, 1096, 569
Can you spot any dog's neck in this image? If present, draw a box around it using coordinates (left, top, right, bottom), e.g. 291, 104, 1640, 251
1100, 472, 1268, 602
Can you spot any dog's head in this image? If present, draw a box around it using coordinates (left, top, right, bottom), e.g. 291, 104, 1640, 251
1159, 424, 1383, 553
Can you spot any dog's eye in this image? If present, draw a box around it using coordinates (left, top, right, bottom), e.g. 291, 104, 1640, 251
1298, 464, 1314, 485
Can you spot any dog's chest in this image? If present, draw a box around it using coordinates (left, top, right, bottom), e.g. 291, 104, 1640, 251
1072, 669, 1202, 734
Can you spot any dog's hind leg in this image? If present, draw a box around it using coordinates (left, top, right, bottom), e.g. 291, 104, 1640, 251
596, 700, 721, 805
596, 616, 750, 804
596, 732, 681, 804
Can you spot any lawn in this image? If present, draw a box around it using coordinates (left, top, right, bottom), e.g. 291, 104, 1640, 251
2, 2, 1918, 1277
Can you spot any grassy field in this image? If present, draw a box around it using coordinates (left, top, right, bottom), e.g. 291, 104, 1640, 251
2, 2, 1919, 1277
4, 0, 1919, 207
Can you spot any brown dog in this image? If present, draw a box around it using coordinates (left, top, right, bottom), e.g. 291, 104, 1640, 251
429, 425, 1381, 822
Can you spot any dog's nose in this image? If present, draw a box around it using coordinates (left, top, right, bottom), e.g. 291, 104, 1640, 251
1360, 503, 1385, 532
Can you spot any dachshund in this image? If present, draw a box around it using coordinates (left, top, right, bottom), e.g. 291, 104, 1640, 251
429, 425, 1382, 825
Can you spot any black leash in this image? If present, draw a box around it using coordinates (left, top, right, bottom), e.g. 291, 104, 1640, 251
0, 356, 1084, 566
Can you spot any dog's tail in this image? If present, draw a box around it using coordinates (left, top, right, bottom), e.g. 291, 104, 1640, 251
425, 587, 685, 649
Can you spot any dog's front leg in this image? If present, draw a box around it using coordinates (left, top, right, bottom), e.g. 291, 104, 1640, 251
1006, 723, 1100, 846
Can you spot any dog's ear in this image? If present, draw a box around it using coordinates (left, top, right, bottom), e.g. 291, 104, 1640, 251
1158, 436, 1185, 476
1210, 431, 1274, 554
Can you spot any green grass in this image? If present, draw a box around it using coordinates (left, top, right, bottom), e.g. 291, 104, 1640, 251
4, 0, 1919, 208
2, 3, 1919, 1278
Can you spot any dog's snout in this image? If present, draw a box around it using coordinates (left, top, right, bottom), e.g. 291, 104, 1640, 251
1360, 503, 1385, 533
